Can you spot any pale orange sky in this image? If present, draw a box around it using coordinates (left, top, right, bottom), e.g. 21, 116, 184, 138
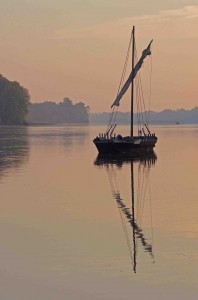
0, 0, 198, 112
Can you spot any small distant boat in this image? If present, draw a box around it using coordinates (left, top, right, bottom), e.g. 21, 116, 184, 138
93, 26, 158, 154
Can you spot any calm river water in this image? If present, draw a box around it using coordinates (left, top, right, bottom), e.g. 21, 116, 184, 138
0, 124, 198, 299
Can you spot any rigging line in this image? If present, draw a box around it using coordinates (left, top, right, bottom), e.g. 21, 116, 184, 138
137, 165, 148, 225
138, 70, 149, 125
139, 168, 150, 225
148, 54, 153, 125
139, 167, 149, 222
136, 163, 143, 221
113, 167, 119, 192
135, 68, 144, 127
107, 36, 132, 132
135, 77, 142, 132
107, 165, 119, 196
135, 80, 140, 131
134, 67, 141, 128
134, 41, 149, 125
112, 106, 118, 128
137, 165, 144, 225
136, 163, 143, 223
106, 107, 115, 133
134, 44, 146, 127
136, 71, 148, 126
148, 174, 155, 261
134, 39, 150, 126
133, 45, 140, 131
134, 44, 146, 132
137, 54, 153, 129
116, 35, 132, 99
118, 205, 134, 266
106, 167, 116, 193
136, 76, 145, 131
137, 167, 143, 224
106, 108, 119, 135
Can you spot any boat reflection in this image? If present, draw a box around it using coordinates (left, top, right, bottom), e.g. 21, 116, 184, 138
94, 151, 157, 273
95, 151, 156, 168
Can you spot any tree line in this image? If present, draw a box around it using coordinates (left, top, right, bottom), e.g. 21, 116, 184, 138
0, 74, 90, 125
27, 98, 89, 124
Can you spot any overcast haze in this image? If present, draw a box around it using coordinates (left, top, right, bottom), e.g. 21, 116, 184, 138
0, 0, 198, 112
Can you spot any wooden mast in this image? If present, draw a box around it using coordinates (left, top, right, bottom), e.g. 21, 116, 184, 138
130, 26, 135, 137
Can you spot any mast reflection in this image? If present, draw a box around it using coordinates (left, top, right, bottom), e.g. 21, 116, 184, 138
94, 151, 157, 273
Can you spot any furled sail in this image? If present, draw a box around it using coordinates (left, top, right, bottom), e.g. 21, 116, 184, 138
111, 40, 153, 108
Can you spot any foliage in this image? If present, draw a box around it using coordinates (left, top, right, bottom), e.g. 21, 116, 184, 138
0, 74, 30, 124
27, 97, 90, 124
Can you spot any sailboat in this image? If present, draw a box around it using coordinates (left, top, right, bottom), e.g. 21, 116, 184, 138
94, 152, 156, 273
93, 26, 157, 154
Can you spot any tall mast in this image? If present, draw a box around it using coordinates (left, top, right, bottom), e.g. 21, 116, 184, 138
131, 26, 135, 137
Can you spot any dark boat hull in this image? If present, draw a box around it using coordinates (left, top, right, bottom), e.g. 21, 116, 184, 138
93, 136, 157, 154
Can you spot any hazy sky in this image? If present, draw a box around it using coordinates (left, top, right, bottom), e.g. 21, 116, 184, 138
0, 0, 198, 112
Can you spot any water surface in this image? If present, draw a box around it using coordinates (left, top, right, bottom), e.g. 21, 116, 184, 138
0, 124, 198, 299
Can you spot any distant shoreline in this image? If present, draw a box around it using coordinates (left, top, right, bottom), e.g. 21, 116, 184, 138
0, 122, 198, 127
89, 108, 198, 125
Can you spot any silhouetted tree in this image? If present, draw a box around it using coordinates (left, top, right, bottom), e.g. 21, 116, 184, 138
74, 102, 89, 123
0, 74, 30, 124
